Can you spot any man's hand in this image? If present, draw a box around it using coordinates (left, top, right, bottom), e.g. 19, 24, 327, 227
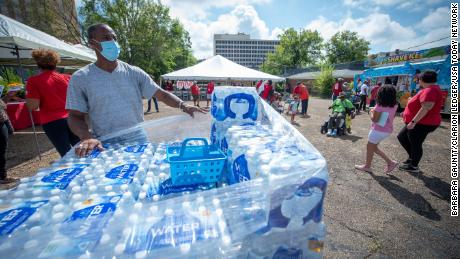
75, 138, 104, 157
183, 105, 209, 117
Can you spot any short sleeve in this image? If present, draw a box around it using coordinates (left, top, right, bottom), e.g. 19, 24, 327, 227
374, 104, 383, 112
65, 75, 89, 113
133, 66, 159, 99
419, 88, 437, 103
25, 78, 40, 99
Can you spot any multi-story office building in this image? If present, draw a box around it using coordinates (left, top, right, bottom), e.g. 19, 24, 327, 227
213, 33, 279, 70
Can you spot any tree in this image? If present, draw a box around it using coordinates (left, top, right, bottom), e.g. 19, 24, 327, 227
314, 63, 335, 98
261, 28, 323, 75
325, 31, 370, 64
79, 0, 196, 79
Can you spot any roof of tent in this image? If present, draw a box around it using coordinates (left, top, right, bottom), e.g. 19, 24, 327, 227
162, 55, 284, 82
0, 14, 96, 67
288, 69, 363, 80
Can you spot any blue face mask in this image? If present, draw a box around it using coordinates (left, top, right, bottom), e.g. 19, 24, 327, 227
97, 40, 120, 61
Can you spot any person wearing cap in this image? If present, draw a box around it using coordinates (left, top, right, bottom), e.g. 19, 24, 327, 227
190, 81, 200, 107
332, 78, 343, 101
327, 92, 354, 136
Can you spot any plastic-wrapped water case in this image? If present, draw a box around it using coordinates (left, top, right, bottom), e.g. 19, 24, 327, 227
0, 86, 328, 258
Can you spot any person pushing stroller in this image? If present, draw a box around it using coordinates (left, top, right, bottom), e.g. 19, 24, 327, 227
327, 92, 354, 136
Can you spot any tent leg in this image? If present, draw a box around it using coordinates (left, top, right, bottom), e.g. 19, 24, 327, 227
13, 45, 41, 160
28, 110, 41, 160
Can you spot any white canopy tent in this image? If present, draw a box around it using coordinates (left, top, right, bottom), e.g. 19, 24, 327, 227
0, 14, 96, 68
162, 55, 284, 82
0, 14, 96, 159
288, 69, 363, 80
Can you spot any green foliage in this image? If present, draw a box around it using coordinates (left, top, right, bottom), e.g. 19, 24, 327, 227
275, 82, 285, 93
79, 0, 197, 79
314, 63, 335, 98
261, 28, 323, 75
325, 31, 370, 64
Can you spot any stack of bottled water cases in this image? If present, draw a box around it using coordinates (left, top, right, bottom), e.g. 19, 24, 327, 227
0, 86, 328, 258
210, 87, 328, 258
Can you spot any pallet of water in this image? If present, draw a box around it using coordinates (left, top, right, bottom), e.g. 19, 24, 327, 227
0, 86, 329, 258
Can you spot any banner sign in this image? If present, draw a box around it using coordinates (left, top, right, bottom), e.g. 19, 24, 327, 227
176, 81, 194, 89
365, 45, 450, 68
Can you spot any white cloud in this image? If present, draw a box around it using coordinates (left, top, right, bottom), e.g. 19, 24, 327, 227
172, 4, 280, 58
419, 7, 449, 30
306, 12, 417, 50
162, 0, 270, 20
306, 7, 450, 54
342, 0, 440, 11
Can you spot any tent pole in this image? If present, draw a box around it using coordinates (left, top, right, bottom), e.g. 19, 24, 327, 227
13, 45, 41, 160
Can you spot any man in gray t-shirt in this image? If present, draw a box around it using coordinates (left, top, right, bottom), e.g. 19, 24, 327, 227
66, 24, 206, 157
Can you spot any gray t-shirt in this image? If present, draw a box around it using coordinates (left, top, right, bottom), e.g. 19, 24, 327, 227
66, 61, 159, 138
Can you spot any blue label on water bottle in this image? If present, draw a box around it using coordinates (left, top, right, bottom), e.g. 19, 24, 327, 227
221, 137, 228, 154
41, 164, 89, 190
158, 178, 214, 196
124, 144, 148, 154
39, 196, 121, 257
273, 245, 303, 259
0, 200, 48, 236
105, 164, 139, 184
232, 155, 250, 184
148, 213, 215, 250
61, 195, 121, 238
210, 123, 217, 146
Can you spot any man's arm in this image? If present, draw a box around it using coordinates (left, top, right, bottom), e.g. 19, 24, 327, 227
68, 110, 103, 157
154, 88, 208, 117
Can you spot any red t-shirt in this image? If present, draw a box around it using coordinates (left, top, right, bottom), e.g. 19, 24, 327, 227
166, 82, 173, 91
261, 84, 272, 100
403, 85, 443, 126
294, 84, 309, 100
26, 71, 70, 124
191, 84, 200, 95
332, 83, 342, 96
370, 86, 380, 101
206, 82, 214, 94
256, 81, 263, 90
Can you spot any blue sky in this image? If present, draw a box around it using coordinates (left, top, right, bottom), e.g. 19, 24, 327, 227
78, 0, 450, 59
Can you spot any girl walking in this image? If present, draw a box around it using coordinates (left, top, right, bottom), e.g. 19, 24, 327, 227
355, 85, 398, 174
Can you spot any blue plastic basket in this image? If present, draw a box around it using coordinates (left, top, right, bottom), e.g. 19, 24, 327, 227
166, 138, 227, 186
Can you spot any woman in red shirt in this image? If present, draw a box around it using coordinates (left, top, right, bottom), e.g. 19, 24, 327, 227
26, 49, 80, 157
261, 80, 273, 102
206, 81, 215, 107
190, 81, 200, 107
397, 70, 443, 173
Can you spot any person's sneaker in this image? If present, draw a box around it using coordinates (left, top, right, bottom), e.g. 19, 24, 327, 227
399, 163, 420, 173
331, 129, 337, 136
326, 129, 332, 137
385, 160, 398, 174
0, 177, 19, 184
347, 128, 352, 134
401, 159, 412, 166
